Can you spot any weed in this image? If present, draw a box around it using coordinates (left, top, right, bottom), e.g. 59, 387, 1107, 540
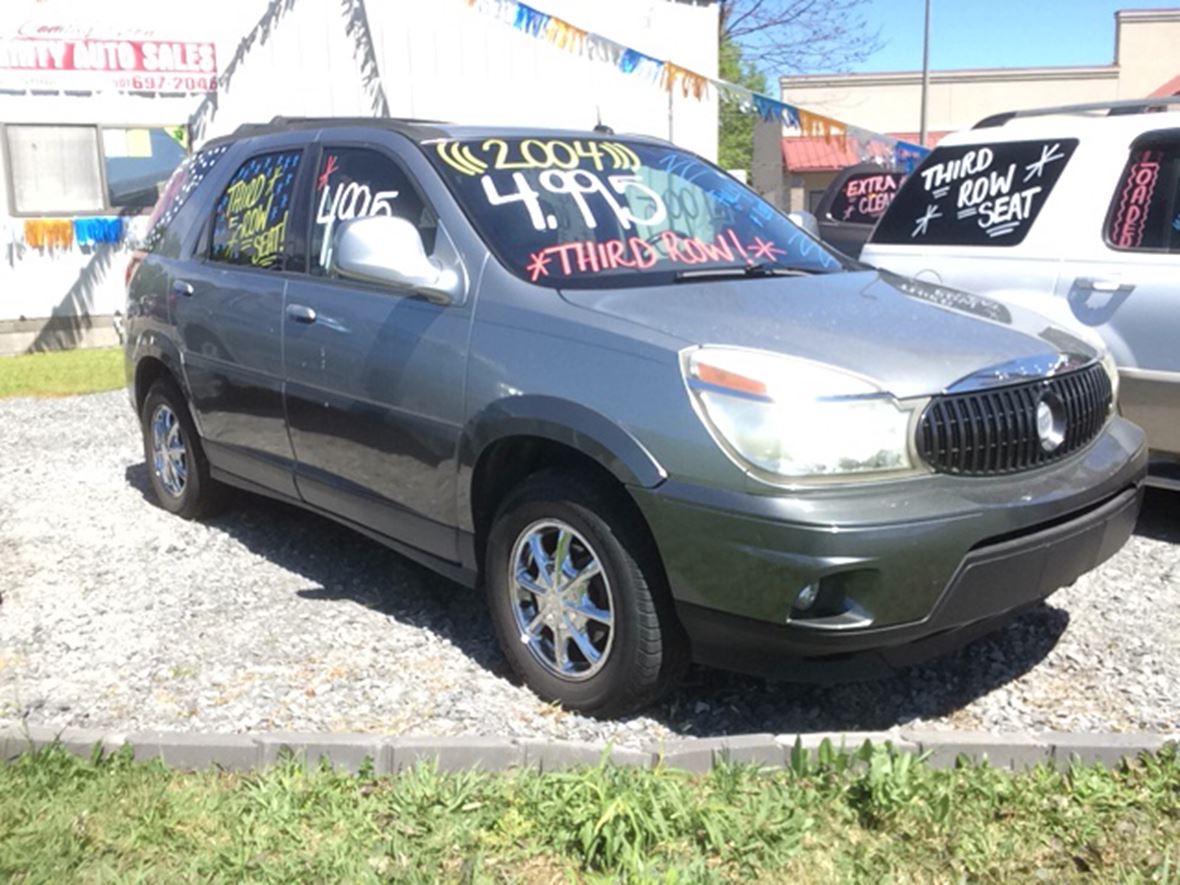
0, 741, 1176, 881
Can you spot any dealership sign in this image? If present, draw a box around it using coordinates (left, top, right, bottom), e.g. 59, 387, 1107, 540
0, 23, 217, 94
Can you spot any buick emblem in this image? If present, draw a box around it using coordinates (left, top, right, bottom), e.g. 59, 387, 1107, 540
1036, 392, 1066, 453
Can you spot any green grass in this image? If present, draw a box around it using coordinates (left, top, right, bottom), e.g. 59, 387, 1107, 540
0, 346, 124, 399
1, 742, 1177, 882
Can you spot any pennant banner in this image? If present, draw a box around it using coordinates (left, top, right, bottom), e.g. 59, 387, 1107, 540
73, 217, 125, 246
466, 0, 931, 171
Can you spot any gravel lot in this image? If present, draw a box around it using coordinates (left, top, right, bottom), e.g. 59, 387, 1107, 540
1, 390, 1177, 746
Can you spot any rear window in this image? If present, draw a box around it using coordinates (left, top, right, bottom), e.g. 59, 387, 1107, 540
141, 144, 228, 254
871, 139, 1078, 246
826, 171, 904, 225
1105, 135, 1180, 253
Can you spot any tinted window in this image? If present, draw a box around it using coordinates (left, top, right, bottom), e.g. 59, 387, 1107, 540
310, 147, 436, 275
428, 137, 842, 288
209, 149, 302, 270
142, 143, 229, 255
102, 127, 188, 210
1105, 137, 1180, 253
827, 171, 905, 225
871, 139, 1078, 246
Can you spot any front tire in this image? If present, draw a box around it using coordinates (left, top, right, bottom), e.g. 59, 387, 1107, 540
140, 378, 224, 520
485, 470, 685, 717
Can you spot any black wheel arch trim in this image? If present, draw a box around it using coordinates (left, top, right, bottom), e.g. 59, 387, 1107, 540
129, 333, 188, 409
457, 395, 668, 533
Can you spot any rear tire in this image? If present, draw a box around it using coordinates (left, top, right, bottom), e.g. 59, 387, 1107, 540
140, 378, 225, 520
485, 469, 686, 717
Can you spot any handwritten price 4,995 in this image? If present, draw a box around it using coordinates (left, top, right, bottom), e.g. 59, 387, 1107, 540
436, 139, 641, 177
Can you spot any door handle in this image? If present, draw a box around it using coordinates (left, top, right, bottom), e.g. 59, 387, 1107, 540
286, 303, 317, 324
1074, 277, 1134, 294
171, 280, 194, 297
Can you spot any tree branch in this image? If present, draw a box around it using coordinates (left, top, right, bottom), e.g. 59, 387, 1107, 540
719, 0, 883, 75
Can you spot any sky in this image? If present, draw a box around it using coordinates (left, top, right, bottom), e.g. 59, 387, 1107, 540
846, 0, 1180, 73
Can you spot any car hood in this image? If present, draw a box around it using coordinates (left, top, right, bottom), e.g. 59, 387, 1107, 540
559, 270, 1100, 399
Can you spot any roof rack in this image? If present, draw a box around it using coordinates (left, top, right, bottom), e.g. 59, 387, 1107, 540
225, 115, 447, 139
974, 96, 1180, 129
266, 115, 446, 127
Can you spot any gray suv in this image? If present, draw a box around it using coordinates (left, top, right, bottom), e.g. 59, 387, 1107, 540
125, 117, 1146, 716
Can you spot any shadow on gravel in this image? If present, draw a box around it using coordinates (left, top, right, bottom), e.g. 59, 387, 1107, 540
124, 463, 512, 681
645, 604, 1068, 737
1135, 489, 1178, 544
126, 462, 1074, 736
125, 462, 153, 501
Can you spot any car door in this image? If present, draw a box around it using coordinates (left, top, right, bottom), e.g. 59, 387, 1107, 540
282, 138, 472, 561
173, 139, 310, 498
1057, 129, 1180, 457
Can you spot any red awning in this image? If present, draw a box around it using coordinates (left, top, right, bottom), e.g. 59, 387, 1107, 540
780, 137, 860, 173
1149, 74, 1180, 97
781, 131, 949, 172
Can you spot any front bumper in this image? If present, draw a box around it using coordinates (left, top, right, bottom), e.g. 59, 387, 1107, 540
630, 416, 1147, 679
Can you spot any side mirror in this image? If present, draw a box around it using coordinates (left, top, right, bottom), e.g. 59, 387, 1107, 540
330, 215, 459, 305
787, 210, 820, 238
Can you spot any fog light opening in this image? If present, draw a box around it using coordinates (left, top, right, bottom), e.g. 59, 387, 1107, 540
793, 582, 820, 612
787, 570, 877, 625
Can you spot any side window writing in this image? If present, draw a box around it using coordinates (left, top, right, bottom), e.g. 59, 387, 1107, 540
871, 139, 1078, 246
209, 149, 302, 270
827, 171, 905, 225
1106, 140, 1180, 253
310, 147, 435, 276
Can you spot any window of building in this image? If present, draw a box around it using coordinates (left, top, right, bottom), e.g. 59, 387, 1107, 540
871, 139, 1078, 246
1105, 136, 1180, 253
6, 125, 105, 214
4, 123, 190, 216
209, 150, 303, 270
310, 147, 436, 276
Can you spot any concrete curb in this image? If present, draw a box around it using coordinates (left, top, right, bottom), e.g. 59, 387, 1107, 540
1, 724, 1175, 774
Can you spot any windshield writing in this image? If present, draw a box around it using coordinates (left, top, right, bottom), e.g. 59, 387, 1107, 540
430, 137, 841, 287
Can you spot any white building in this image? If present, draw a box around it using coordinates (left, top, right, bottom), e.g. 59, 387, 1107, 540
0, 0, 718, 353
759, 8, 1180, 213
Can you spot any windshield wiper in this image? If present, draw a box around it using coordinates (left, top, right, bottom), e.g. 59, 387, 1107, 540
673, 261, 820, 282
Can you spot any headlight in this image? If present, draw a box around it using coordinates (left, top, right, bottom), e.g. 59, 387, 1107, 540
1100, 350, 1120, 410
681, 346, 924, 484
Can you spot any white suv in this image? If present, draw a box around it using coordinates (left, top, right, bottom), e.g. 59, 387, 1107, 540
862, 99, 1179, 490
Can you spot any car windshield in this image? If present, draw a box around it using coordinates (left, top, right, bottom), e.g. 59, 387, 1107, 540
426, 136, 844, 288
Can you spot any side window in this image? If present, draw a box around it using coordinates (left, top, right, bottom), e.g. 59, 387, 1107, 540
871, 139, 1078, 246
827, 171, 905, 224
141, 144, 229, 256
209, 149, 303, 270
1105, 138, 1180, 253
310, 147, 436, 275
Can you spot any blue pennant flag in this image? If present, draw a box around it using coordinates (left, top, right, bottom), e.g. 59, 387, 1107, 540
513, 3, 551, 37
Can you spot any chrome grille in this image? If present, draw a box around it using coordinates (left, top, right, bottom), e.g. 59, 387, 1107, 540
917, 363, 1112, 476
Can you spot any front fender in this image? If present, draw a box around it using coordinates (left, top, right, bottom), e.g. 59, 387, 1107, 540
456, 395, 667, 532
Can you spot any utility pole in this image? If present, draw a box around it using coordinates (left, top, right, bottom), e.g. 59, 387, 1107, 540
919, 0, 931, 147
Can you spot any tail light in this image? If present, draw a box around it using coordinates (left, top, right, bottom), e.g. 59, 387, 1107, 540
125, 251, 144, 289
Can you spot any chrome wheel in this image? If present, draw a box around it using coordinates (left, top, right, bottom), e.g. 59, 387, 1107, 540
509, 519, 615, 681
150, 404, 188, 498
